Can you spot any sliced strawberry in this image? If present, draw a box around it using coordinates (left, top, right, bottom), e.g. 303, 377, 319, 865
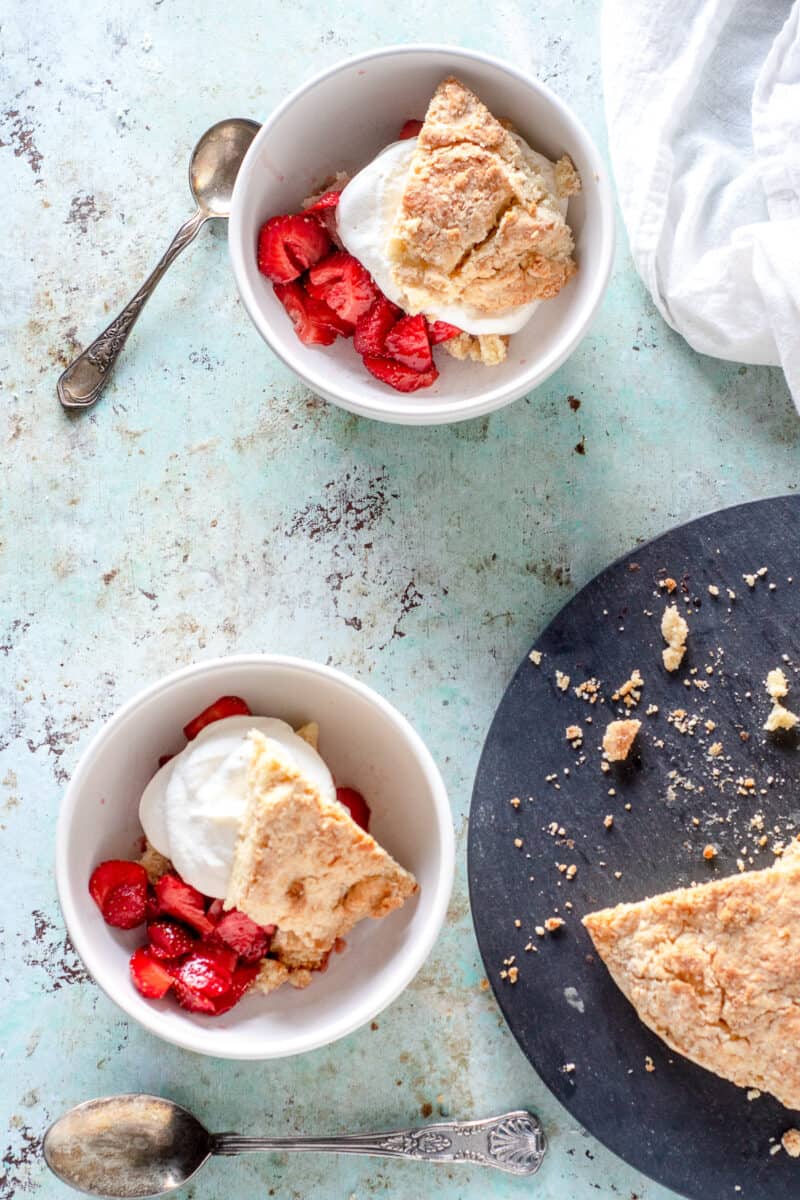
208, 962, 261, 1015
157, 753, 174, 769
206, 898, 225, 925
257, 213, 331, 283
145, 890, 161, 922
307, 252, 377, 325
173, 980, 218, 1014
155, 874, 214, 937
427, 319, 462, 344
103, 882, 149, 929
89, 859, 148, 909
183, 695, 251, 741
362, 354, 439, 393
399, 119, 423, 139
354, 295, 403, 357
384, 314, 432, 372
197, 939, 239, 974
213, 909, 274, 963
305, 190, 342, 212
130, 946, 175, 999
147, 919, 196, 960
175, 952, 233, 998
273, 281, 352, 346
336, 786, 371, 831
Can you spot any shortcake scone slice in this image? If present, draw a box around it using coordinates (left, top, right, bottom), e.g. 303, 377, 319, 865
388, 75, 579, 315
583, 841, 800, 1109
225, 731, 417, 965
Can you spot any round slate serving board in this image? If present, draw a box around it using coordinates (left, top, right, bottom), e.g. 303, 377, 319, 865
468, 495, 800, 1200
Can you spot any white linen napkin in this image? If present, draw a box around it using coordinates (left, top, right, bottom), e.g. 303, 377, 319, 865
601, 0, 800, 408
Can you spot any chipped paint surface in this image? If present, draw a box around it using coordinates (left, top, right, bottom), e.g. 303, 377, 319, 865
0, 2, 797, 1198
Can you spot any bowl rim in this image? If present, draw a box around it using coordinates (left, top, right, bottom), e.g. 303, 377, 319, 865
228, 42, 616, 426
56, 653, 455, 1059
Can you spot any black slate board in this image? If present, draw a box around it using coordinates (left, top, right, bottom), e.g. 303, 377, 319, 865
468, 495, 800, 1200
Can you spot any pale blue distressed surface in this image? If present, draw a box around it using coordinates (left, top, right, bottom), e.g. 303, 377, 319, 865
1, 1, 798, 1197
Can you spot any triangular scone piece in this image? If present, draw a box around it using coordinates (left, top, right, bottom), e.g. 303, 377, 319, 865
583, 841, 800, 1109
388, 76, 579, 315
225, 731, 418, 961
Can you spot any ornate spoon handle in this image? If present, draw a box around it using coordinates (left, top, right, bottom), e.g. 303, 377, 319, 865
212, 1110, 546, 1176
57, 207, 208, 410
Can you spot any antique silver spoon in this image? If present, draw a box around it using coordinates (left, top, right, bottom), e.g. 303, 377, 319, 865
56, 117, 260, 411
43, 1094, 546, 1196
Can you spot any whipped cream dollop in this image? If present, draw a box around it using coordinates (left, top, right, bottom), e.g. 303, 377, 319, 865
337, 137, 568, 336
139, 716, 335, 898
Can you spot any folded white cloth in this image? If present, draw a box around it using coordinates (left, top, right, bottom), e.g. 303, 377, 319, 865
601, 0, 800, 408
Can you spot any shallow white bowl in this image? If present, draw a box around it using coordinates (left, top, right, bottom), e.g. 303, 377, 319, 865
229, 43, 614, 425
57, 656, 454, 1059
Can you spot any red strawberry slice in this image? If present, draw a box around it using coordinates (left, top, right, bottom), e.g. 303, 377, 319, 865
305, 190, 342, 212
89, 859, 148, 909
208, 962, 261, 1015
130, 946, 175, 999
145, 890, 161, 922
213, 909, 275, 963
103, 882, 149, 929
384, 314, 432, 372
426, 319, 462, 344
307, 253, 377, 325
173, 980, 218, 1014
257, 213, 331, 283
399, 119, 423, 139
183, 695, 251, 741
147, 919, 196, 960
206, 898, 226, 925
362, 355, 439, 393
273, 281, 353, 346
155, 874, 214, 937
197, 939, 239, 974
175, 952, 233, 998
157, 753, 174, 769
89, 860, 149, 928
354, 295, 403, 357
336, 786, 371, 831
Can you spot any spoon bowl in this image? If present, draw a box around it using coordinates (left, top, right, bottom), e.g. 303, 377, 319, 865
190, 118, 260, 217
43, 1095, 212, 1199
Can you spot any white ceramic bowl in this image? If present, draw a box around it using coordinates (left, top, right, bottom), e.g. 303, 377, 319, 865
57, 655, 454, 1059
229, 43, 614, 425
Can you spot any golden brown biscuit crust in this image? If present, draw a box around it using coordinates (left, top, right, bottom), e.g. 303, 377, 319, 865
389, 76, 579, 315
583, 841, 800, 1109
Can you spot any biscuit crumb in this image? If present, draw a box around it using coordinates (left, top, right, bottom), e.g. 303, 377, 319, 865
708, 742, 723, 757
782, 1129, 800, 1158
644, 1056, 655, 1073
660, 577, 677, 594
746, 1089, 761, 1101
612, 668, 644, 709
507, 965, 519, 984
708, 585, 720, 597
703, 844, 717, 860
661, 604, 689, 672
529, 649, 543, 666
767, 668, 789, 701
514, 837, 523, 848
510, 796, 521, 808
603, 718, 641, 762
556, 670, 570, 692
604, 815, 614, 829
765, 704, 799, 732
544, 917, 565, 933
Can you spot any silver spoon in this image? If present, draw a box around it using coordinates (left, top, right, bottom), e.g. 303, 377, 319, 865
56, 117, 260, 411
43, 1094, 546, 1196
